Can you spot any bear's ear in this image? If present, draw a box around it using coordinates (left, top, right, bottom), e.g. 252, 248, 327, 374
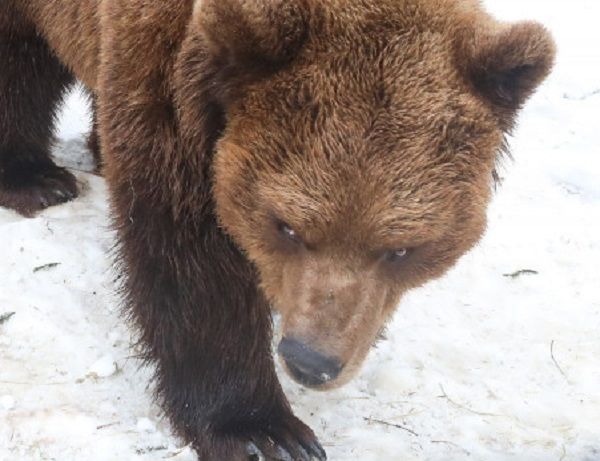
196, 0, 310, 70
466, 22, 555, 125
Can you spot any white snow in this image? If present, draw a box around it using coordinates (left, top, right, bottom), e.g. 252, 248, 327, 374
87, 355, 119, 380
136, 418, 157, 434
1, 1, 599, 460
1, 396, 15, 411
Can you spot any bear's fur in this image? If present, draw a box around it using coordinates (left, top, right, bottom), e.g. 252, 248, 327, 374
0, 0, 555, 459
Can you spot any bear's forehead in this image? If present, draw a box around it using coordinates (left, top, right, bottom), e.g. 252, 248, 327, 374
234, 30, 487, 178
238, 15, 477, 152
222, 0, 498, 246
303, 0, 475, 45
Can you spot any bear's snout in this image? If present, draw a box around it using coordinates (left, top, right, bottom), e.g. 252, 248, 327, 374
278, 337, 343, 388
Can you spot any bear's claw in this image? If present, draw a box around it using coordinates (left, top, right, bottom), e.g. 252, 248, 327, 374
249, 425, 327, 460
201, 412, 327, 461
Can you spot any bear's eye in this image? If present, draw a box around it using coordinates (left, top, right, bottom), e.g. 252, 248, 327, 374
383, 248, 410, 264
277, 220, 301, 244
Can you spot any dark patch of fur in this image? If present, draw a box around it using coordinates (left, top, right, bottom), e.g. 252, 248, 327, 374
466, 21, 556, 130
0, 6, 77, 216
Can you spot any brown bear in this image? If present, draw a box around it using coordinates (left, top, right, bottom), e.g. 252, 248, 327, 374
0, 0, 555, 459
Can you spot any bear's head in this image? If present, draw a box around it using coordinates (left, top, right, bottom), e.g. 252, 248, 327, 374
182, 0, 555, 389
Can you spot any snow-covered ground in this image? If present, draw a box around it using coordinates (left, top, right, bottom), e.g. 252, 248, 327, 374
1, 1, 599, 460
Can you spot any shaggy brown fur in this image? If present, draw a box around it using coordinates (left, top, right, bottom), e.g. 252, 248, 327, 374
0, 0, 555, 459
211, 0, 555, 387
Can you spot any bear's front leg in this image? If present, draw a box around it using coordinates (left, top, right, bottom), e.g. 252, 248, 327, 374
96, 7, 324, 458
108, 189, 325, 460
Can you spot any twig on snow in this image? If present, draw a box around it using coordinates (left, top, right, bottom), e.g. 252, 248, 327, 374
363, 416, 419, 436
136, 445, 168, 455
163, 446, 191, 459
33, 262, 61, 273
550, 340, 570, 383
431, 440, 471, 456
438, 384, 503, 418
0, 312, 15, 325
563, 89, 600, 101
503, 269, 538, 279
96, 421, 121, 430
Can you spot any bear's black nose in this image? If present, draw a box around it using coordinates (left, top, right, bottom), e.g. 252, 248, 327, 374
278, 337, 342, 387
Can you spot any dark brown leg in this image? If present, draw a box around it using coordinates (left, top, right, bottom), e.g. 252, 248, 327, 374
103, 103, 325, 461
111, 202, 325, 460
0, 10, 77, 217
98, 3, 325, 458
